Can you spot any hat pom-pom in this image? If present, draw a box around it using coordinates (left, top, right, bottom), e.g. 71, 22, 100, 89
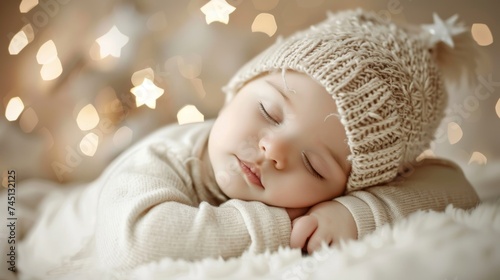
421, 13, 484, 85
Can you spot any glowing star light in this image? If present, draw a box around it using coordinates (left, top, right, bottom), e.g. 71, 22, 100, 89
200, 0, 236, 25
423, 13, 466, 48
130, 78, 164, 109
96, 26, 129, 58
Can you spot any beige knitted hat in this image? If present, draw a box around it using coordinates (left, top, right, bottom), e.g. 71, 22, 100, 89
223, 9, 471, 192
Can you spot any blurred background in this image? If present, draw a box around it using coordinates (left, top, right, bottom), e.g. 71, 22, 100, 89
1, 0, 498, 200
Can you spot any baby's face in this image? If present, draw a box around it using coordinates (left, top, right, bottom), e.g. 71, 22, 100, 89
208, 71, 351, 208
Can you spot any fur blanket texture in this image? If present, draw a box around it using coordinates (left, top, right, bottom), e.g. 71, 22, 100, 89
130, 197, 500, 280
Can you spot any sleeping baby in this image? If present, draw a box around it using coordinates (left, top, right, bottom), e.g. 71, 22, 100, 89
1, 9, 479, 280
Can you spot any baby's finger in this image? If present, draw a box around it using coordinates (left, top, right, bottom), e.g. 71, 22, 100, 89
306, 231, 331, 254
290, 216, 318, 249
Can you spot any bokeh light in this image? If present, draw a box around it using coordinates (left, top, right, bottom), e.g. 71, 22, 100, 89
251, 13, 278, 37
8, 24, 34, 55
200, 0, 236, 25
96, 25, 129, 58
177, 105, 204, 125
447, 122, 463, 144
5, 97, 25, 121
36, 40, 58, 64
131, 68, 155, 86
178, 55, 202, 79
468, 151, 487, 165
40, 57, 63, 80
130, 78, 165, 109
471, 23, 493, 46
36, 40, 63, 80
76, 104, 100, 131
113, 126, 133, 149
496, 98, 500, 118
80, 132, 99, 157
19, 0, 38, 13
416, 149, 436, 162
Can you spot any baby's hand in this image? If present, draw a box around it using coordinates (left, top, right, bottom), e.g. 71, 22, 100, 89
285, 207, 310, 220
290, 201, 357, 254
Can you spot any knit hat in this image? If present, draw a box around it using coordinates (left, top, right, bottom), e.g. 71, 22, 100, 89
223, 9, 473, 192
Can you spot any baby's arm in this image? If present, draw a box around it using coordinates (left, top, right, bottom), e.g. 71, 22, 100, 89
94, 144, 291, 272
290, 158, 479, 253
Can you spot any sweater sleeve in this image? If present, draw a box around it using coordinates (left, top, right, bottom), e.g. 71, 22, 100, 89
334, 158, 480, 238
94, 143, 291, 271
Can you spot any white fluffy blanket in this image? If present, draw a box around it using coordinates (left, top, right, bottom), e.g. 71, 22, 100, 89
132, 197, 500, 280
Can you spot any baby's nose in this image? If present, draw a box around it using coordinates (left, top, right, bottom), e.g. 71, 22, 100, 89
258, 134, 290, 169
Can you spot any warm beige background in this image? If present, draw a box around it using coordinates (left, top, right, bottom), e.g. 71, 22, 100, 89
1, 0, 498, 199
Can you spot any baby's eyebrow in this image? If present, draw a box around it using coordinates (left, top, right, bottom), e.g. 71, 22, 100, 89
265, 80, 290, 101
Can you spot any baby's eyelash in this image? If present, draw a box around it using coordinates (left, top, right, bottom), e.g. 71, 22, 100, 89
301, 152, 324, 180
258, 102, 280, 125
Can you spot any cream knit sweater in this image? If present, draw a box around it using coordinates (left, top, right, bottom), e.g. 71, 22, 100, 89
1, 120, 479, 279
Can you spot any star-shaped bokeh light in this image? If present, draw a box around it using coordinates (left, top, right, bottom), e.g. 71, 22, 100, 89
423, 13, 466, 48
200, 0, 236, 24
130, 78, 165, 109
96, 25, 129, 58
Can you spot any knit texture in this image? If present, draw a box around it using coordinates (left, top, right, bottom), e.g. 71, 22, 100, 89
223, 9, 448, 192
